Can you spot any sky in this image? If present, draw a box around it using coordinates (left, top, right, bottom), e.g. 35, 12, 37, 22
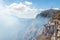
0, 0, 60, 18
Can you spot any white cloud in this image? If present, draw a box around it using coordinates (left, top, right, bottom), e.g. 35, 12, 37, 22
52, 8, 60, 10
0, 1, 44, 18
2, 1, 39, 18
25, 1, 32, 5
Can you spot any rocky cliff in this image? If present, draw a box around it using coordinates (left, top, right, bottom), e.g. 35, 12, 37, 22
37, 9, 60, 40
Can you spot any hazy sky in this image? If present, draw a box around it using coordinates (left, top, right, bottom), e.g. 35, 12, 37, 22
4, 0, 60, 9
0, 0, 60, 18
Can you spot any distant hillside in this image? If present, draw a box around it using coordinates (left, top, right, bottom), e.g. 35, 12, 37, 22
36, 9, 60, 19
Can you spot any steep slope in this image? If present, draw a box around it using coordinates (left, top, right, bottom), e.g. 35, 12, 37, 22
37, 9, 60, 40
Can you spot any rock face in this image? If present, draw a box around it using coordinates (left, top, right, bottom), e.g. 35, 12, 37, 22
36, 9, 60, 40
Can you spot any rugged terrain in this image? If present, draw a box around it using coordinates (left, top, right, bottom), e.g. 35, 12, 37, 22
37, 9, 60, 40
